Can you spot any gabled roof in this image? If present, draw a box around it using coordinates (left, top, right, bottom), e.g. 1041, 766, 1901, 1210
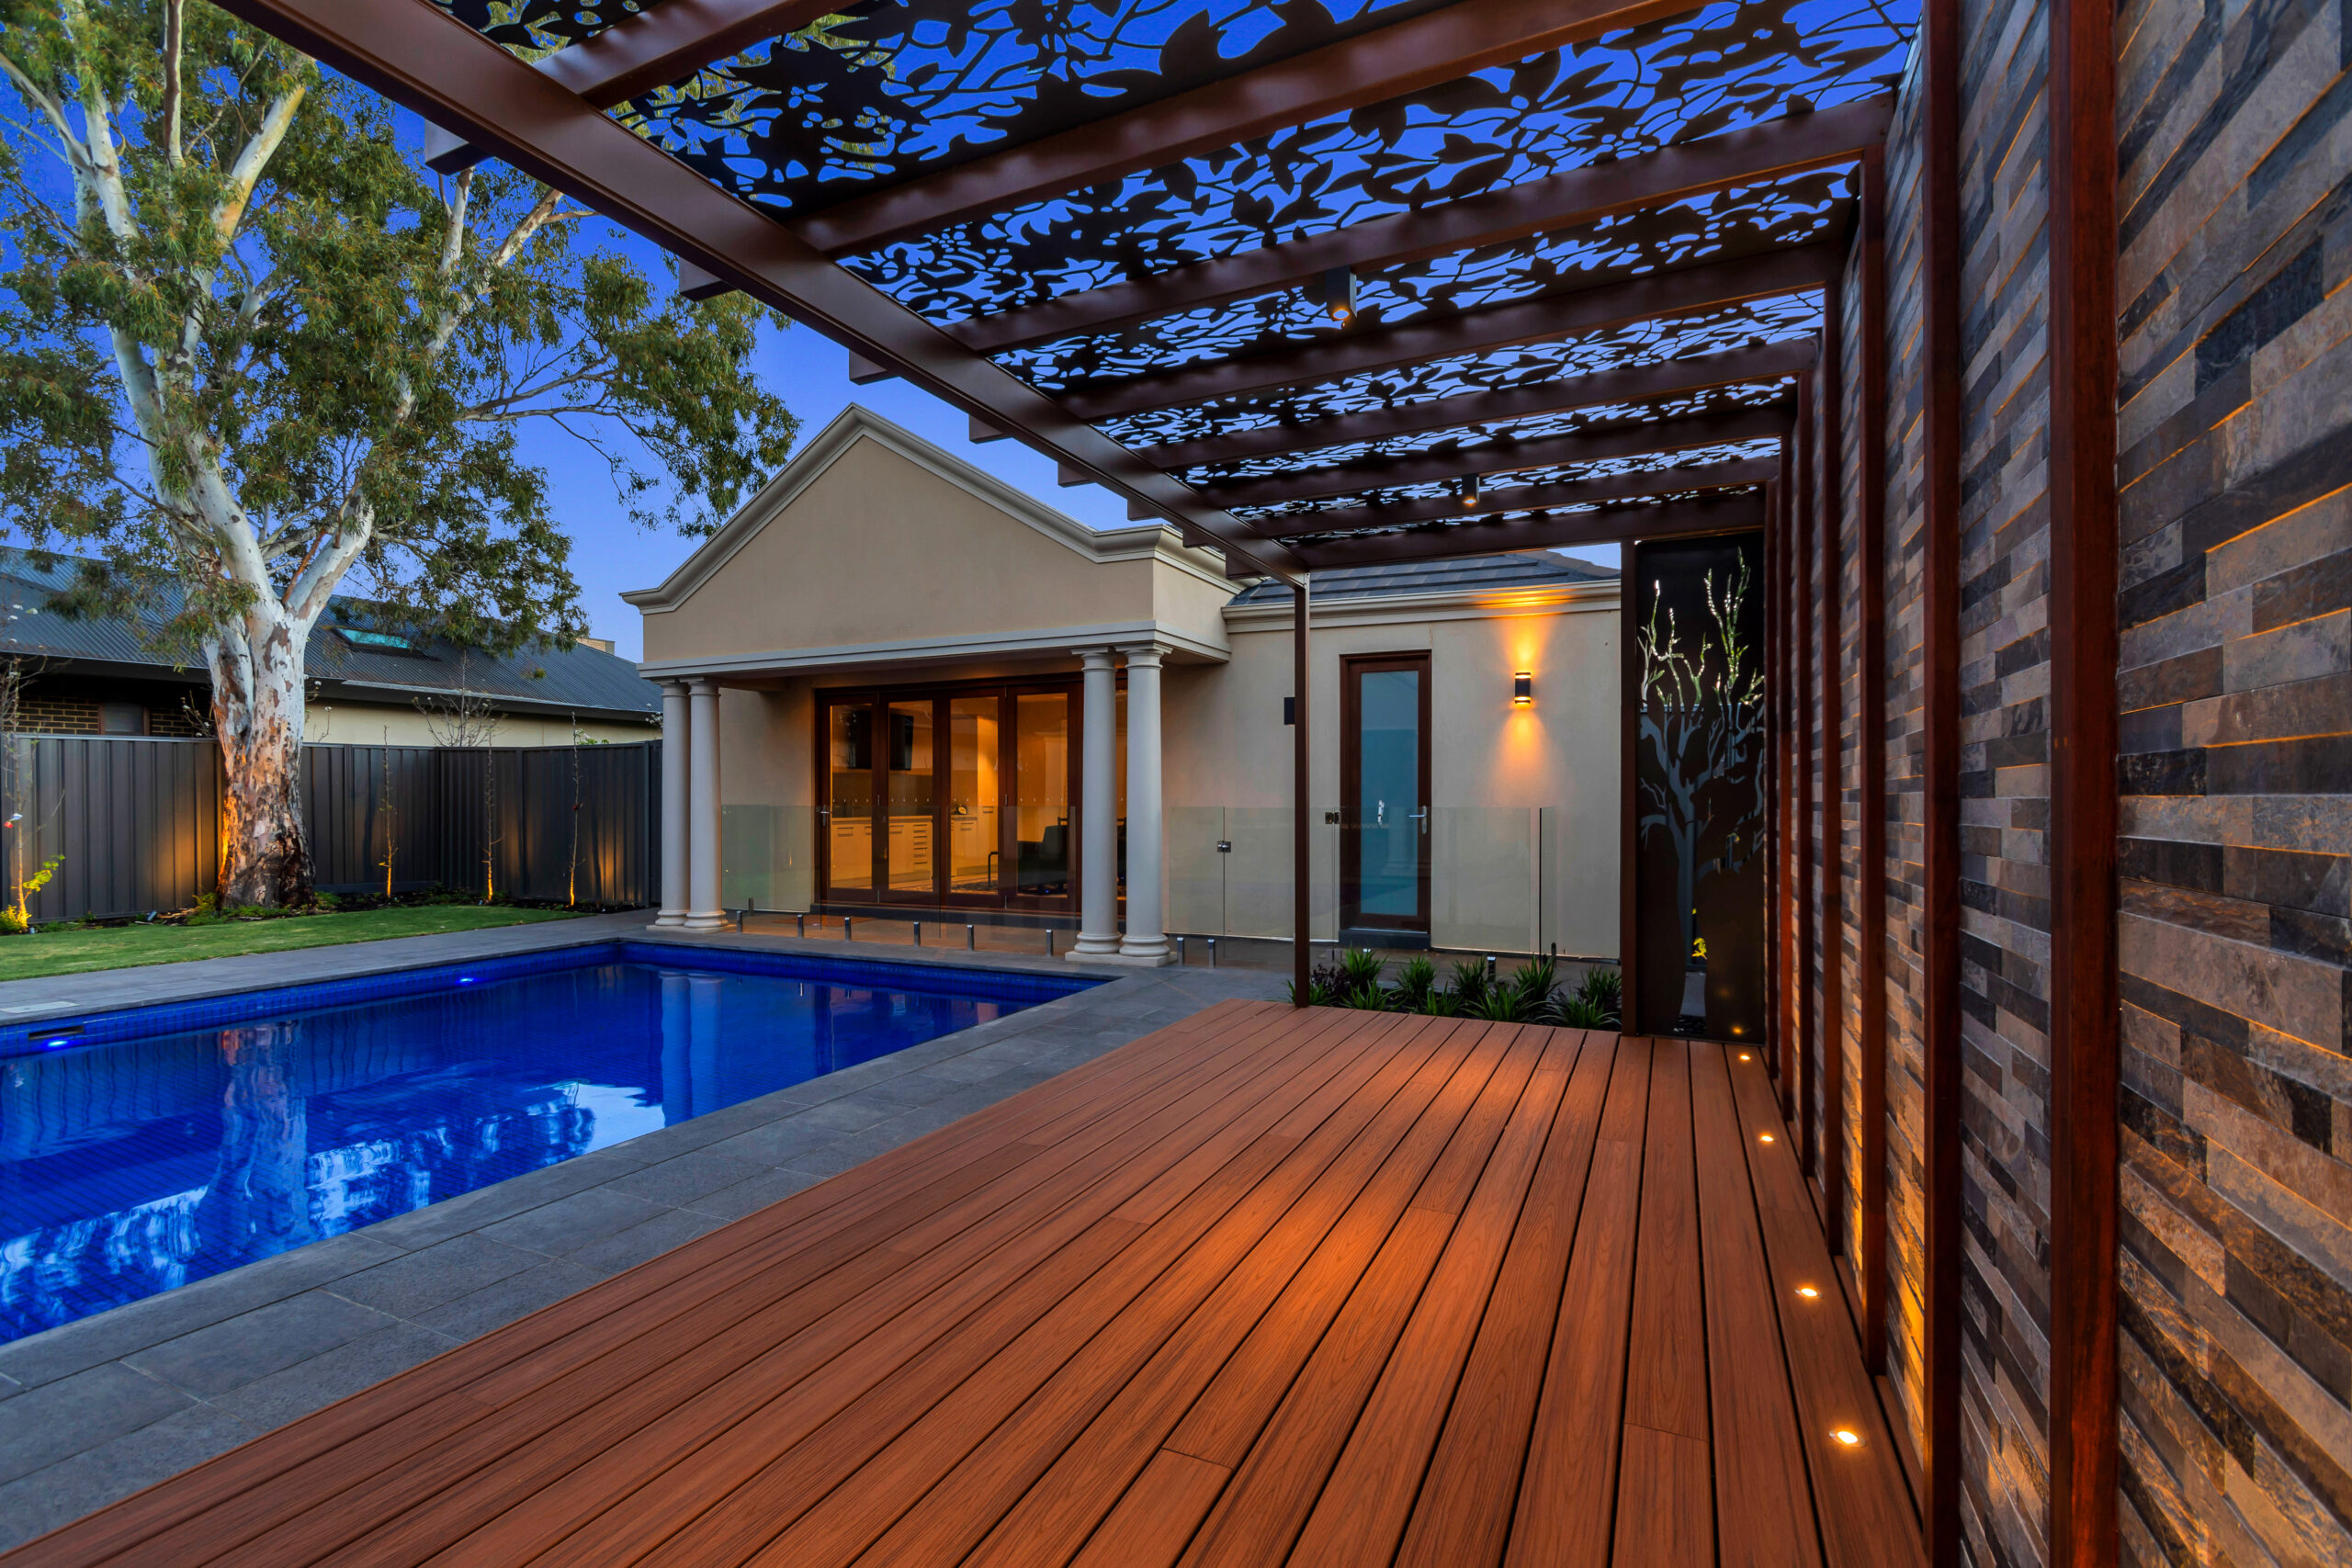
622, 403, 1234, 615
0, 549, 660, 720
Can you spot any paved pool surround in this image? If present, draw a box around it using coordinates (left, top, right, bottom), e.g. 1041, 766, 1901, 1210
0, 913, 1283, 1551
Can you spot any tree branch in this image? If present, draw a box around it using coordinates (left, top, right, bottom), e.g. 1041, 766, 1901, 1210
211, 85, 305, 245
160, 0, 186, 165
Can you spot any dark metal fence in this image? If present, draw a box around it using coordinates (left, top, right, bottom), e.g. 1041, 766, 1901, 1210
3, 736, 661, 921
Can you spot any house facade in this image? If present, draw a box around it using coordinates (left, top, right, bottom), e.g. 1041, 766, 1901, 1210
628, 407, 1623, 961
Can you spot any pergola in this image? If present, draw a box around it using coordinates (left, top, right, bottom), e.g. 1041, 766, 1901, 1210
91, 2, 2160, 1564
217, 0, 1913, 994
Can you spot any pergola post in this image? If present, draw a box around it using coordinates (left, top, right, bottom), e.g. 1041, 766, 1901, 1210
1294, 576, 1312, 1007
1920, 0, 1970, 1551
2045, 0, 2120, 1551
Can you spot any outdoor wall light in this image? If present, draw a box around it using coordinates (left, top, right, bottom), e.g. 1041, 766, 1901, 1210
1512, 671, 1532, 705
1459, 474, 1483, 509
1313, 265, 1358, 326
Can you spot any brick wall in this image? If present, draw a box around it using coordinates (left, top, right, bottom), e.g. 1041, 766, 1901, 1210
14, 678, 209, 738
2112, 0, 2352, 1551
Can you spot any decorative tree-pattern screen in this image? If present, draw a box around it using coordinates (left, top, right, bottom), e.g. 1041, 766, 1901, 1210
1632, 531, 1766, 1038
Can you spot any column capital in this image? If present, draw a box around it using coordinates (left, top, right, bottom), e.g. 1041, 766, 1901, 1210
1071, 645, 1118, 669
687, 676, 720, 696
1116, 641, 1171, 667
660, 679, 691, 698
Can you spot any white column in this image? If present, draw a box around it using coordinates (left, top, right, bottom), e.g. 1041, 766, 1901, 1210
653, 681, 690, 927
684, 677, 725, 931
1118, 643, 1170, 963
1072, 647, 1122, 955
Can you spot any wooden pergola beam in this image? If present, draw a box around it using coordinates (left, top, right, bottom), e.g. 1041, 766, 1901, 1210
1293, 491, 1766, 568
1245, 456, 1773, 536
1199, 401, 1790, 508
1136, 337, 1815, 471
1063, 243, 1839, 423
223, 0, 1308, 581
955, 99, 1890, 352
785, 0, 1702, 256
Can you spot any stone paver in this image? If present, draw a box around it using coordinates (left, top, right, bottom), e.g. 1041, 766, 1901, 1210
0, 919, 1282, 1551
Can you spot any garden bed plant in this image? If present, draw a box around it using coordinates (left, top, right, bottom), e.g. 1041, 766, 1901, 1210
1290, 950, 1623, 1029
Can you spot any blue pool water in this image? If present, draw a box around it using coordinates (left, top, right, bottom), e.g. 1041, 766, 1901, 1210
0, 943, 1094, 1343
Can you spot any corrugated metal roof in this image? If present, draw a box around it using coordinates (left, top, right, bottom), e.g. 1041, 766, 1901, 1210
1226, 550, 1621, 605
0, 549, 659, 718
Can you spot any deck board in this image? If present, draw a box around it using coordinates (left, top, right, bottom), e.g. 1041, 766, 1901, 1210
4, 1006, 1927, 1568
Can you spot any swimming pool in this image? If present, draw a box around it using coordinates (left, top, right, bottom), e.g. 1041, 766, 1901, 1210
0, 943, 1095, 1343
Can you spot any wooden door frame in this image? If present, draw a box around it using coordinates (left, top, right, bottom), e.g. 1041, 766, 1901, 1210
814, 690, 880, 905
815, 674, 1085, 914
1338, 650, 1432, 935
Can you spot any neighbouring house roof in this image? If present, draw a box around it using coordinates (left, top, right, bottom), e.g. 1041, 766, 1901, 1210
1225, 551, 1621, 606
0, 548, 661, 722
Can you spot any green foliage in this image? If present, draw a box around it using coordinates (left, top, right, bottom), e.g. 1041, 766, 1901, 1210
0, 1, 797, 903
1389, 954, 1438, 1010
1555, 992, 1611, 1029
0, 906, 23, 934
1445, 958, 1487, 1006
0, 0, 798, 640
1340, 979, 1388, 1012
1469, 985, 1527, 1022
1337, 947, 1385, 988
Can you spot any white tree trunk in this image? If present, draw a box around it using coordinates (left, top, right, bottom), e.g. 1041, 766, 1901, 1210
208, 603, 311, 907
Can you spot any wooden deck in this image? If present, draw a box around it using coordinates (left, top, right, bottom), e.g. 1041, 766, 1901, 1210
6, 1002, 1926, 1568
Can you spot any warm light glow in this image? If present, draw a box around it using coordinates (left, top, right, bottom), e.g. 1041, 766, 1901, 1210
1831, 1428, 1863, 1448
1738, 1053, 1752, 1061
1316, 265, 1357, 326
1796, 1285, 1821, 1299
1459, 474, 1483, 509
1512, 671, 1533, 705
1758, 1133, 1775, 1143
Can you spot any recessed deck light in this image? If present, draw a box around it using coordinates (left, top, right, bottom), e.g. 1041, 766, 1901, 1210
1795, 1284, 1821, 1299
1831, 1428, 1863, 1448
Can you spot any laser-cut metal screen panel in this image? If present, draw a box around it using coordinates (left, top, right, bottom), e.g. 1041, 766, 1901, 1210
830, 0, 1912, 309
1631, 530, 1768, 1037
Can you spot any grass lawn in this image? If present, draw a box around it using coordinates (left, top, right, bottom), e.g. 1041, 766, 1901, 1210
0, 904, 588, 982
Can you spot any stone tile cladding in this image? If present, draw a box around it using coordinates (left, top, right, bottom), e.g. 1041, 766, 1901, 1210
1884, 41, 1936, 1477
1952, 0, 2060, 1557
2112, 0, 2352, 1551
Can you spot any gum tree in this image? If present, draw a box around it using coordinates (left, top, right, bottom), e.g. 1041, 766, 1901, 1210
0, 0, 797, 904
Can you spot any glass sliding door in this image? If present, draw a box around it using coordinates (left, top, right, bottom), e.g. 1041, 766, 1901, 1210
822, 700, 876, 897
1012, 691, 1073, 901
1341, 653, 1430, 937
946, 695, 1002, 900
816, 680, 1082, 913
882, 699, 938, 901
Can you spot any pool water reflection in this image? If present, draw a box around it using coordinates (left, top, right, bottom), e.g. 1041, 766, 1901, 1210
0, 946, 1089, 1343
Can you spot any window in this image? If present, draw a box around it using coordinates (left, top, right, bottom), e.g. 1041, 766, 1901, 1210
335, 626, 422, 653
97, 702, 145, 735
